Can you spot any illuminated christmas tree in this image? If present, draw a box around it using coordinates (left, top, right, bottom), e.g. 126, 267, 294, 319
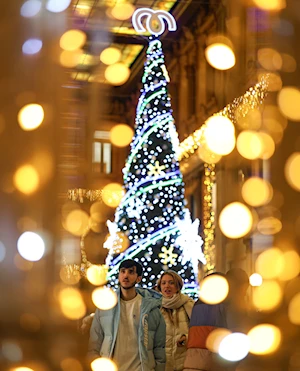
105, 9, 205, 296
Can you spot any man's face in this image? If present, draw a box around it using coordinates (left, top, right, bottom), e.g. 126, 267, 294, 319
118, 266, 142, 290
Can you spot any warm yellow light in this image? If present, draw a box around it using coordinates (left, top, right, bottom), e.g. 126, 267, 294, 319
205, 44, 235, 70
91, 357, 117, 371
255, 248, 284, 279
59, 287, 86, 320
59, 266, 81, 285
219, 202, 253, 239
102, 183, 124, 208
13, 165, 39, 195
218, 333, 250, 362
64, 209, 90, 236
242, 177, 273, 207
257, 48, 282, 71
105, 63, 130, 86
278, 87, 300, 121
285, 152, 300, 191
110, 124, 134, 147
259, 71, 282, 92
206, 328, 232, 352
12, 368, 34, 371
257, 217, 282, 235
100, 47, 122, 65
111, 3, 135, 20
279, 251, 300, 281
236, 131, 262, 160
252, 0, 286, 11
252, 280, 283, 311
235, 108, 262, 130
87, 265, 108, 286
61, 357, 83, 371
249, 273, 263, 287
199, 274, 229, 304
60, 49, 83, 68
281, 53, 297, 73
60, 29, 86, 51
204, 116, 235, 155
18, 103, 44, 131
92, 287, 118, 310
288, 293, 300, 325
248, 324, 281, 355
257, 132, 275, 160
197, 146, 222, 164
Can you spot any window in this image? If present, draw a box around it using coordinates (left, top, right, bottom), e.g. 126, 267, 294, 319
93, 131, 112, 174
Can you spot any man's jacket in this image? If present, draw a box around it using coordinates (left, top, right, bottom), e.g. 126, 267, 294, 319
88, 287, 166, 371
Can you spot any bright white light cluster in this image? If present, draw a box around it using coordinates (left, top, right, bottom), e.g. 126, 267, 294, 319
106, 37, 202, 296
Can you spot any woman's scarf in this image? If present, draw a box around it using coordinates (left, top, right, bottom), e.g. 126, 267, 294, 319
162, 292, 191, 311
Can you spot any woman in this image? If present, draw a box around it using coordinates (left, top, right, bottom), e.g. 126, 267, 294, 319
157, 270, 195, 371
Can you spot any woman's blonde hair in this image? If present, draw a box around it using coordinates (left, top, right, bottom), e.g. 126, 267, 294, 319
157, 270, 183, 293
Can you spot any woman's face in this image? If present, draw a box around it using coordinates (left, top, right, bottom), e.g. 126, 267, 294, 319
160, 274, 178, 298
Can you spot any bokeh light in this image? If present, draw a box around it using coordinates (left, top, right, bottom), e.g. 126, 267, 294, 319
252, 0, 286, 11
288, 293, 300, 325
92, 287, 118, 310
252, 280, 283, 311
285, 153, 300, 191
110, 124, 134, 147
242, 177, 273, 207
205, 42, 235, 70
46, 0, 71, 13
22, 39, 43, 55
197, 146, 222, 164
105, 63, 131, 86
101, 183, 124, 208
60, 30, 86, 51
11, 368, 34, 371
17, 232, 45, 262
110, 3, 135, 20
0, 241, 6, 262
61, 358, 83, 371
100, 47, 122, 65
255, 248, 284, 279
278, 87, 300, 121
60, 49, 83, 68
206, 328, 232, 352
257, 216, 282, 235
257, 132, 275, 160
64, 209, 89, 236
281, 53, 297, 72
235, 108, 262, 130
20, 0, 42, 18
58, 287, 86, 320
18, 103, 44, 131
248, 324, 281, 355
91, 357, 117, 371
204, 116, 235, 155
59, 265, 81, 285
13, 164, 39, 195
219, 202, 253, 239
236, 131, 262, 160
257, 48, 282, 71
2, 341, 23, 362
199, 274, 229, 304
249, 273, 263, 287
87, 265, 108, 286
219, 333, 250, 361
279, 251, 300, 281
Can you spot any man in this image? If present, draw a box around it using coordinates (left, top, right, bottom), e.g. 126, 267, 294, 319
88, 259, 166, 371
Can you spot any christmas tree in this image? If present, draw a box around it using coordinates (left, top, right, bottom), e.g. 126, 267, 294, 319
104, 11, 206, 296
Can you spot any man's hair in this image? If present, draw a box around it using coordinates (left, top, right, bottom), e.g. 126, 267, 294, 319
119, 259, 143, 277
226, 268, 249, 288
157, 270, 183, 293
